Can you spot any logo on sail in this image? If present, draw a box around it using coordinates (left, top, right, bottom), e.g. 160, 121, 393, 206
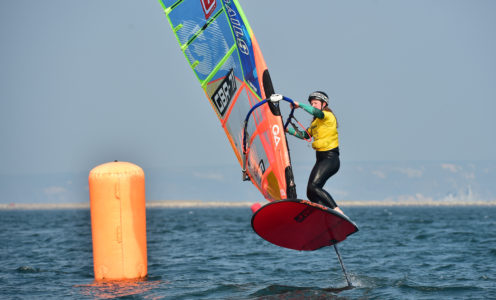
212, 69, 236, 117
200, 0, 217, 20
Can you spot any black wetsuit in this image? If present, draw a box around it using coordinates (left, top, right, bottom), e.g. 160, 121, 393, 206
307, 147, 340, 208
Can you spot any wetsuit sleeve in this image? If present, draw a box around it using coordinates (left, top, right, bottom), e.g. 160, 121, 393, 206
287, 127, 311, 140
298, 103, 324, 119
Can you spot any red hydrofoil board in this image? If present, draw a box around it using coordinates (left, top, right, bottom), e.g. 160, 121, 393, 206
251, 199, 359, 251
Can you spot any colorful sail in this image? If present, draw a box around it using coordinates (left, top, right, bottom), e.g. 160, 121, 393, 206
158, 0, 296, 201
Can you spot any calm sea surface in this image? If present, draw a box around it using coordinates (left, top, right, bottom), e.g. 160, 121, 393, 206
0, 206, 495, 299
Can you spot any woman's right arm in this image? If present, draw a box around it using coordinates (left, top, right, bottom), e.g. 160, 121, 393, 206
286, 127, 311, 140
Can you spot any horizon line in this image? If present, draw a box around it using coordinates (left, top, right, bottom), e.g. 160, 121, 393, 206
1, 199, 496, 210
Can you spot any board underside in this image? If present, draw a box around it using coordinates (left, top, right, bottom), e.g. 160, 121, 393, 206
251, 199, 359, 251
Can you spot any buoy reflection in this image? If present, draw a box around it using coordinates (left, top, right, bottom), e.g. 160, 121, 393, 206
76, 278, 163, 299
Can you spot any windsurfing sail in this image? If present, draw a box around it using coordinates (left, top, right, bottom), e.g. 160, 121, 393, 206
158, 0, 296, 201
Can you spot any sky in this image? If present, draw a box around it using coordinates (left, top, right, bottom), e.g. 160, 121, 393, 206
1, 0, 495, 178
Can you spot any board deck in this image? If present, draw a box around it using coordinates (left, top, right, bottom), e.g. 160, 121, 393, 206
251, 199, 359, 251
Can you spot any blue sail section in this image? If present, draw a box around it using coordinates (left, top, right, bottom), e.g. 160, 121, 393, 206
222, 1, 261, 97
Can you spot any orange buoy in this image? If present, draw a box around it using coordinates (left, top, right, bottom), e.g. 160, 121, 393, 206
89, 161, 147, 280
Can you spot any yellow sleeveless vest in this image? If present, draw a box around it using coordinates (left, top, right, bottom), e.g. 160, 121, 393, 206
308, 111, 339, 151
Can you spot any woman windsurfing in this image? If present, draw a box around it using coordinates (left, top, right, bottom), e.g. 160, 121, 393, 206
286, 91, 346, 216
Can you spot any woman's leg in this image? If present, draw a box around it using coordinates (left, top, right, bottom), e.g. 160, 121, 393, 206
307, 150, 340, 208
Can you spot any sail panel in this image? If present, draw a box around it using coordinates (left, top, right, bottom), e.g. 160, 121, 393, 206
181, 12, 234, 82
165, 0, 223, 46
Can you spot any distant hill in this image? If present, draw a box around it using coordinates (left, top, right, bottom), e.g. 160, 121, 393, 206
1, 161, 494, 205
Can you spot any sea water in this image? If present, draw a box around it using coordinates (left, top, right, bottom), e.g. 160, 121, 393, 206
0, 206, 495, 299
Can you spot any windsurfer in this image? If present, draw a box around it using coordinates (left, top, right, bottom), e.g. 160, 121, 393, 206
286, 91, 346, 216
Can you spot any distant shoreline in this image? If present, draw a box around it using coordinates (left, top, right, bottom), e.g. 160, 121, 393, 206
1, 200, 496, 210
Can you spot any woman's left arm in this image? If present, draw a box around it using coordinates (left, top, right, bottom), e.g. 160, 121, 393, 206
295, 102, 324, 119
